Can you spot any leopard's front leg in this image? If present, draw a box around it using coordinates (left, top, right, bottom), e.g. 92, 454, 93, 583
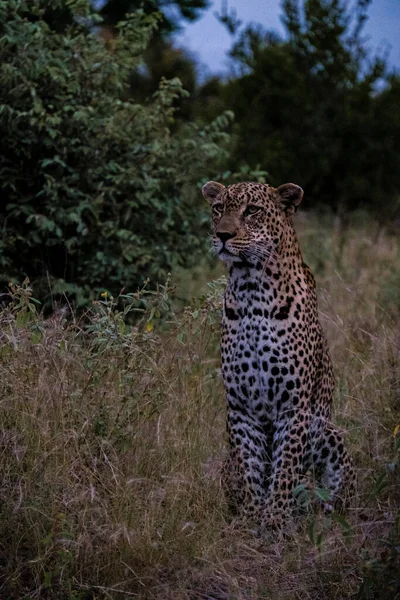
223, 410, 273, 518
261, 415, 310, 532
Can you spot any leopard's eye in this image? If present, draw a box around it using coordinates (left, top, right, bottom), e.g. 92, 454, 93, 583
212, 203, 224, 216
244, 205, 261, 217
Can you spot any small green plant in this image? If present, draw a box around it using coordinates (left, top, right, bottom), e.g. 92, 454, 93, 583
84, 275, 176, 349
7, 278, 41, 324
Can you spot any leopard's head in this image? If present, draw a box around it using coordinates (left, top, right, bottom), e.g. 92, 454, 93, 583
202, 181, 303, 266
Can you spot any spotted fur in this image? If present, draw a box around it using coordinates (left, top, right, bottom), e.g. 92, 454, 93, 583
203, 180, 355, 531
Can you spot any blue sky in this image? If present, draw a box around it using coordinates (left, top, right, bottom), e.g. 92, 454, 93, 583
176, 0, 400, 79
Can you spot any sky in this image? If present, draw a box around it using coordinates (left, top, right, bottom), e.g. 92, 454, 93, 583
177, 0, 400, 79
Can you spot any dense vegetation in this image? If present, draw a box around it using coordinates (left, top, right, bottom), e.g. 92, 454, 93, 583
0, 0, 232, 306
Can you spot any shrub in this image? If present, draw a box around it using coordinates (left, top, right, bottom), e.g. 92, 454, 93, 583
0, 0, 232, 307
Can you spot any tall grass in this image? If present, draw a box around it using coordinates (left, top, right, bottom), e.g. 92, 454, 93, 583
0, 215, 399, 599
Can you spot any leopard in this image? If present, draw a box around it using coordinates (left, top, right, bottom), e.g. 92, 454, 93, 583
202, 179, 355, 532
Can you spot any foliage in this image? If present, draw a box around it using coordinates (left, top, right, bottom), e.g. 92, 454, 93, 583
221, 0, 400, 218
0, 0, 232, 307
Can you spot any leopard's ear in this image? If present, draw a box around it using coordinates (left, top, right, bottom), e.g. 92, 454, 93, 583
202, 181, 225, 204
276, 183, 304, 215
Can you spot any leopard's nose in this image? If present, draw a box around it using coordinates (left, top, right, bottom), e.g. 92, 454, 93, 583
216, 230, 236, 243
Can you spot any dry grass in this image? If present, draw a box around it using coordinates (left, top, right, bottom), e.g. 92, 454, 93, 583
0, 215, 399, 599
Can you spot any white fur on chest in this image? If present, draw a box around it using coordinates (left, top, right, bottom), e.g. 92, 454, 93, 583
221, 275, 296, 419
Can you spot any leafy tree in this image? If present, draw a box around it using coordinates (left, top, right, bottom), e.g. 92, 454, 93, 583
25, 1, 209, 118
0, 0, 232, 306
222, 0, 400, 218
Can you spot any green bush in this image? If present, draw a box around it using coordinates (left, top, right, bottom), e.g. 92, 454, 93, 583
0, 0, 232, 307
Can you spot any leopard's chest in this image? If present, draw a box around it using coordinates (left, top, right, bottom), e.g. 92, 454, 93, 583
220, 277, 312, 420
